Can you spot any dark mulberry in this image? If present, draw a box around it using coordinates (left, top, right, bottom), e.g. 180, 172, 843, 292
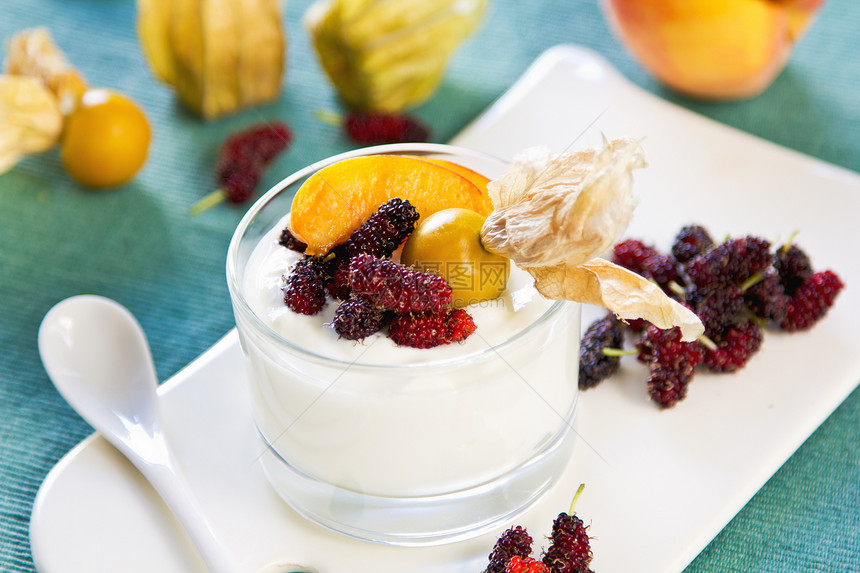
485, 525, 534, 573
344, 111, 430, 145
331, 297, 388, 340
216, 121, 292, 204
612, 239, 680, 294
773, 243, 813, 295
687, 236, 771, 291
349, 253, 452, 314
282, 256, 327, 315
345, 198, 419, 258
695, 285, 745, 338
578, 315, 624, 390
542, 511, 594, 573
743, 268, 789, 323
671, 224, 714, 264
278, 227, 307, 252
636, 325, 703, 408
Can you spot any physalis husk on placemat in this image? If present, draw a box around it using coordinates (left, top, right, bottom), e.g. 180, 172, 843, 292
0, 75, 63, 175
481, 137, 704, 342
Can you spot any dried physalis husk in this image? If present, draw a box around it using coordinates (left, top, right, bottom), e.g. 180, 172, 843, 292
3, 27, 88, 114
482, 138, 644, 267
0, 75, 63, 174
481, 138, 704, 342
529, 259, 703, 341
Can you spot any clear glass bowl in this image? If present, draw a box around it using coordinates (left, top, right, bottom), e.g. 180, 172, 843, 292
226, 143, 581, 546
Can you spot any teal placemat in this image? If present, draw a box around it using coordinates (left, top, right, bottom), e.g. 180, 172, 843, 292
2, 0, 858, 571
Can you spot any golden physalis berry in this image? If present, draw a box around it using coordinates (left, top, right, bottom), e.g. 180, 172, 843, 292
60, 89, 151, 189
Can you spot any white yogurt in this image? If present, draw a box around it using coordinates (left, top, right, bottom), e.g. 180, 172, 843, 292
236, 214, 580, 497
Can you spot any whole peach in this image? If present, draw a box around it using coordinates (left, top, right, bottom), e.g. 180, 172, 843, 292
602, 0, 826, 100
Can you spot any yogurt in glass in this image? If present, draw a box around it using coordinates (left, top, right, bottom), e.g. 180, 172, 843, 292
227, 144, 581, 545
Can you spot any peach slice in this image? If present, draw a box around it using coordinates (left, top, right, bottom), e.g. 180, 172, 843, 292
411, 157, 491, 196
290, 155, 492, 255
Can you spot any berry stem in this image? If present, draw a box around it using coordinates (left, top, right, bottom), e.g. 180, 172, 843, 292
189, 188, 227, 216
667, 280, 687, 297
697, 334, 718, 351
314, 109, 342, 127
601, 347, 637, 358
740, 271, 763, 293
568, 483, 586, 515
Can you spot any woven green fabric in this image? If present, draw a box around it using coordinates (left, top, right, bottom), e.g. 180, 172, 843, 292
1, 0, 858, 571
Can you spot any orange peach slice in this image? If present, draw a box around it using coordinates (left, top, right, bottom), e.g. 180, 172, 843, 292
290, 155, 492, 255
411, 157, 491, 196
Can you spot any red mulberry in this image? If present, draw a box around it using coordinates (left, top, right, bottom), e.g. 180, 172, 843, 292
507, 556, 550, 573
388, 309, 476, 348
703, 320, 764, 373
780, 270, 844, 331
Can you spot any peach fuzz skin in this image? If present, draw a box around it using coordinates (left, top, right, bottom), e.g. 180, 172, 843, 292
603, 0, 826, 100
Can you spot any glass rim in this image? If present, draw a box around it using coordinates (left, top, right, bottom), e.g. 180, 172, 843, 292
226, 142, 571, 371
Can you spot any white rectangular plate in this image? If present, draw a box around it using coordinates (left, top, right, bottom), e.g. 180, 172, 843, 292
30, 45, 860, 573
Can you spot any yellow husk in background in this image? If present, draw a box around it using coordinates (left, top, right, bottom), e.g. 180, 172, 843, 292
305, 0, 487, 112
3, 27, 87, 114
481, 139, 704, 342
0, 75, 63, 175
137, 0, 285, 119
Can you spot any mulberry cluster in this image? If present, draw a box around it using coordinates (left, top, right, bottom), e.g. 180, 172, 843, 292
280, 199, 476, 349
485, 486, 595, 573
581, 224, 844, 408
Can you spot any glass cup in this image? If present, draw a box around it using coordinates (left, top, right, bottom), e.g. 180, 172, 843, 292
226, 143, 581, 546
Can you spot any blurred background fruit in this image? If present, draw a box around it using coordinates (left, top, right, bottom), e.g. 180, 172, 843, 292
0, 75, 63, 174
602, 0, 827, 100
137, 0, 285, 119
305, 0, 488, 112
60, 89, 151, 188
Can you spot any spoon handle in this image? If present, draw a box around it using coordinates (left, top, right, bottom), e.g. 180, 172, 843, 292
111, 432, 243, 573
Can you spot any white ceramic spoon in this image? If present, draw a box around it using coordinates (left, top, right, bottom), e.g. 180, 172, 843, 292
38, 295, 242, 573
